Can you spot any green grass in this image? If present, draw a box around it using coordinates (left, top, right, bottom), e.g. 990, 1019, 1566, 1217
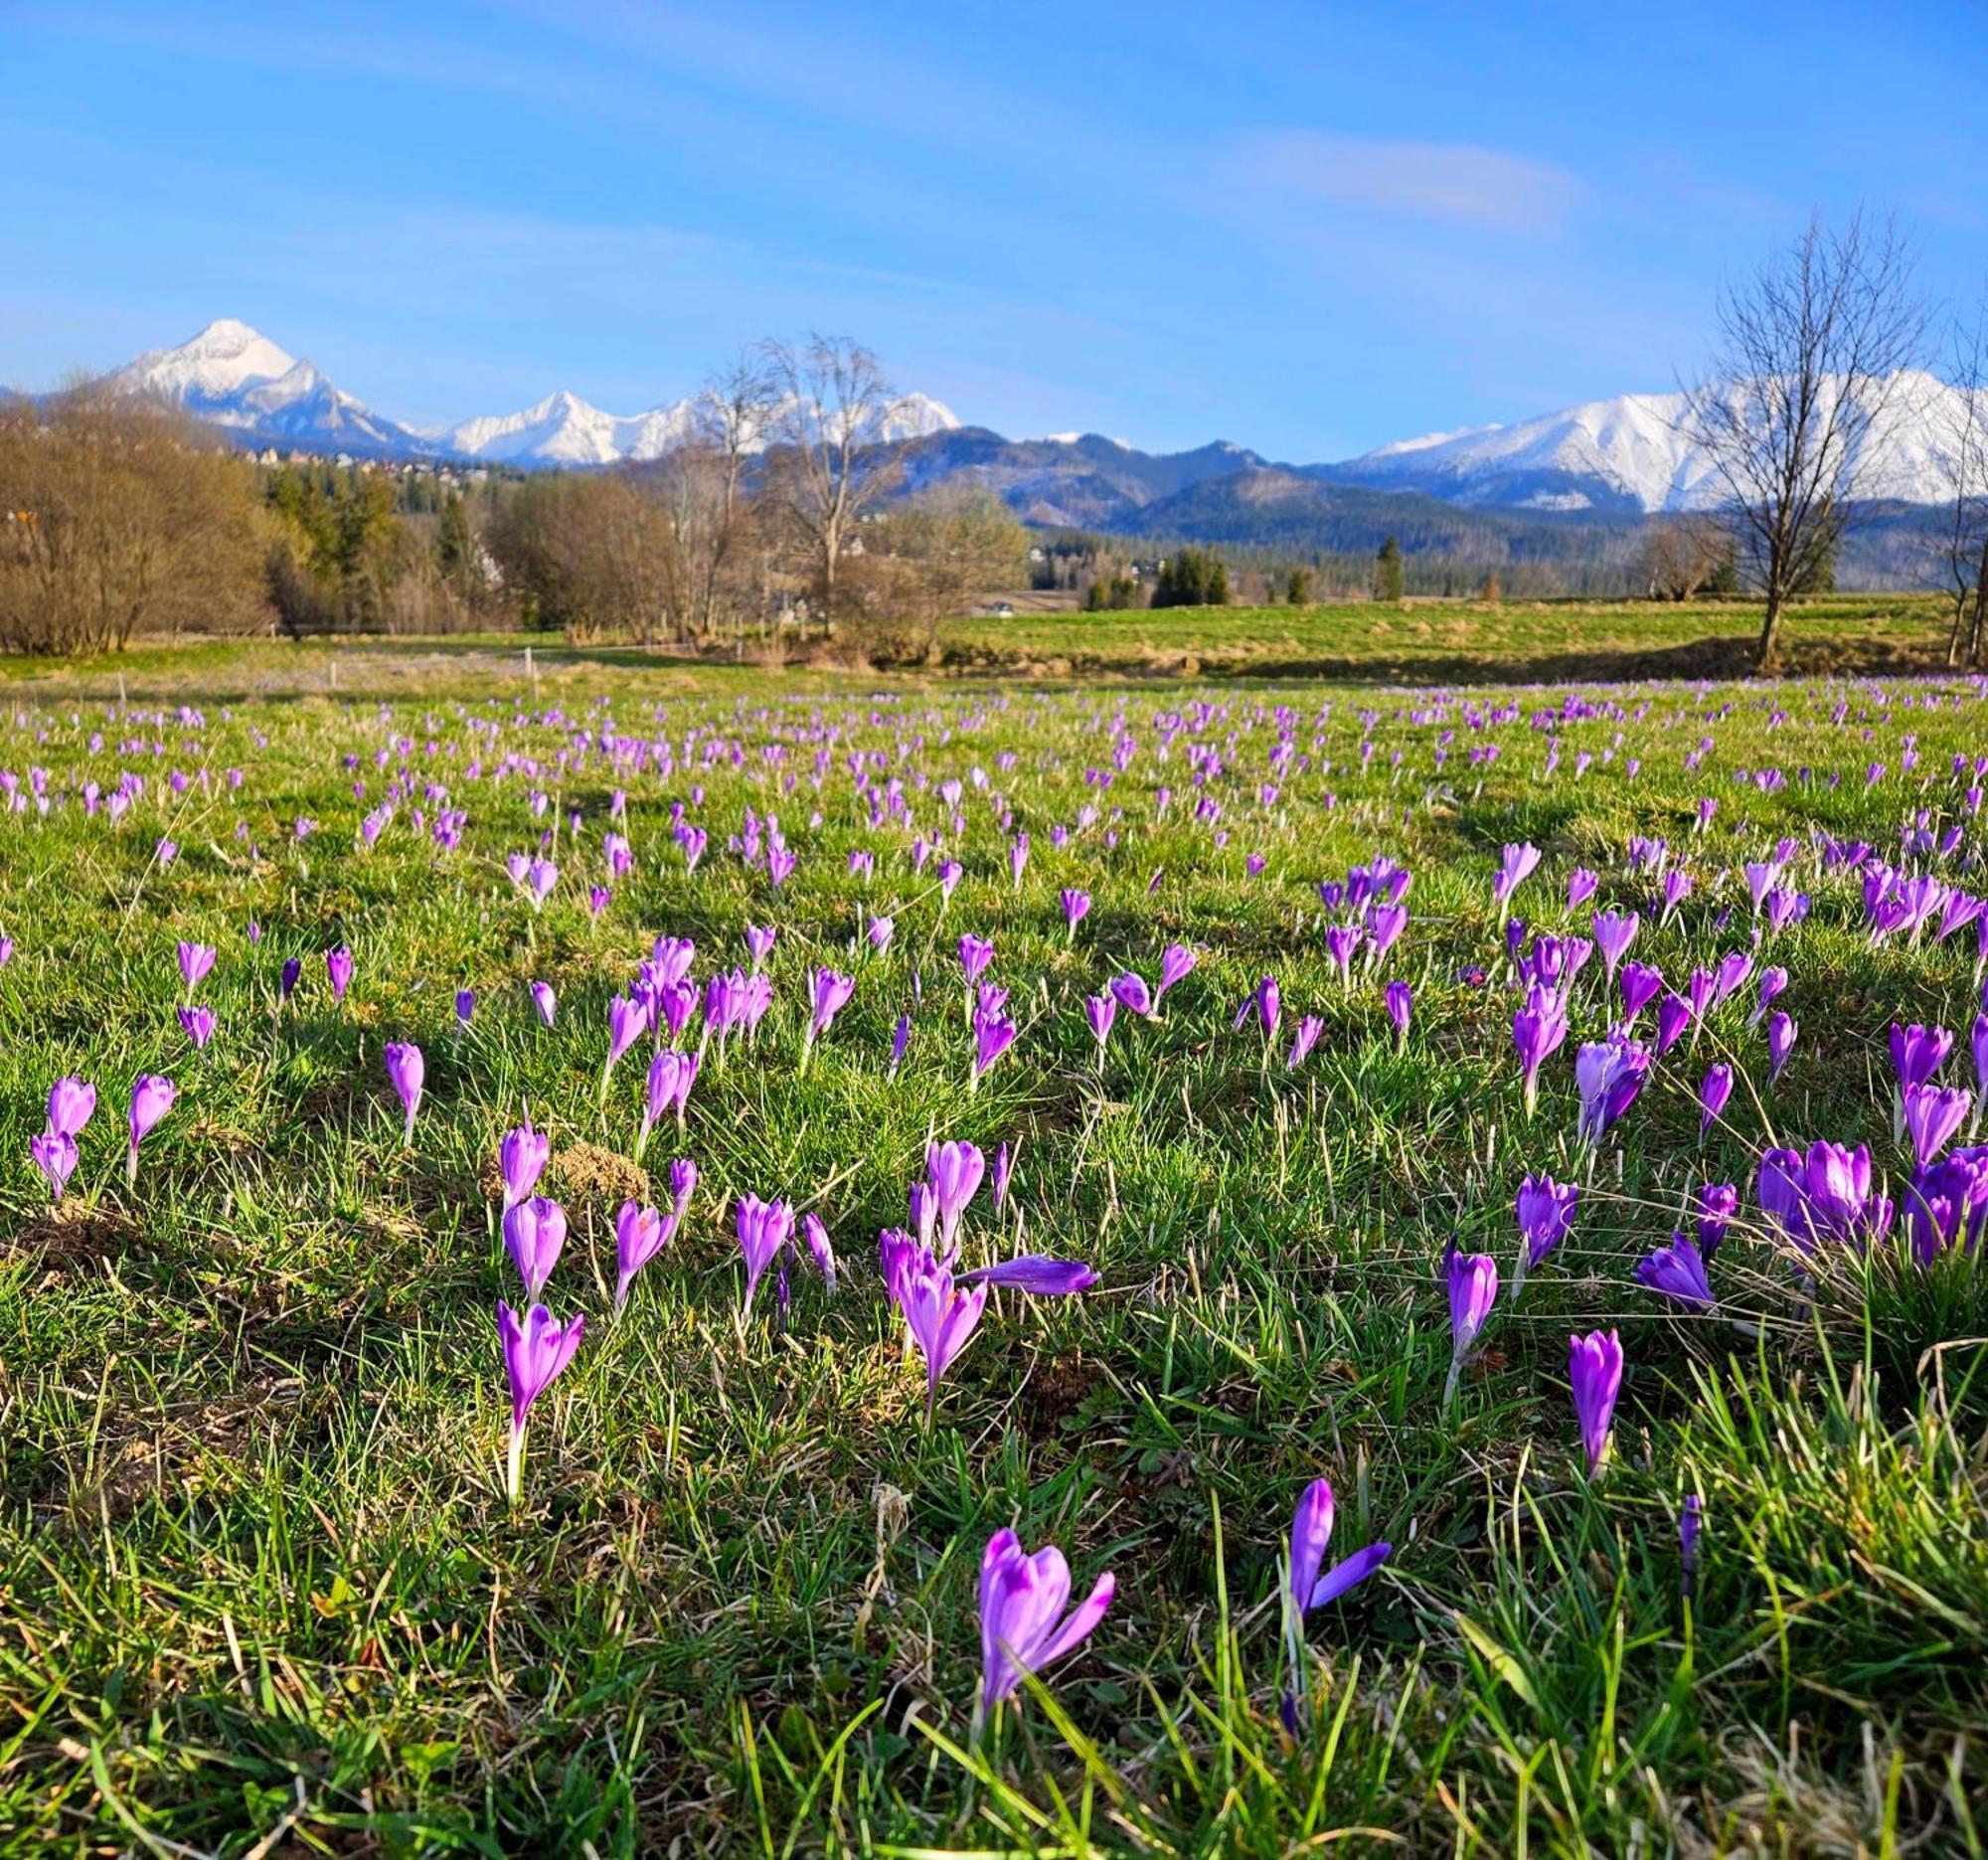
942, 592, 1956, 682
0, 646, 1985, 1854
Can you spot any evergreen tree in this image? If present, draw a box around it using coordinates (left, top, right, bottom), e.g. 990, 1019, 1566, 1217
437, 492, 473, 582
1151, 547, 1231, 609
1375, 535, 1404, 603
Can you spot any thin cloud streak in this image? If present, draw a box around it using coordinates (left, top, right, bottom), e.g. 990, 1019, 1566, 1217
1230, 130, 1586, 234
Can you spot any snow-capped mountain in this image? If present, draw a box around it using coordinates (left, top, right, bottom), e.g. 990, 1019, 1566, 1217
441, 385, 959, 465
92, 320, 960, 465
441, 391, 704, 466
105, 319, 424, 455
1328, 372, 1969, 513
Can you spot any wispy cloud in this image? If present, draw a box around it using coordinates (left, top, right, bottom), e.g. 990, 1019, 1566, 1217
1228, 130, 1584, 234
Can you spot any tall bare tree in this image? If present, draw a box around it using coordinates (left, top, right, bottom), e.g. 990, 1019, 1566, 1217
1681, 213, 1926, 668
759, 335, 909, 623
650, 351, 776, 643
1933, 296, 1988, 665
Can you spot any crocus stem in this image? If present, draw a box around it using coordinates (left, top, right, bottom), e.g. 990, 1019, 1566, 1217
403, 1109, 416, 1148
125, 1145, 138, 1190
1441, 1355, 1461, 1415
506, 1422, 526, 1504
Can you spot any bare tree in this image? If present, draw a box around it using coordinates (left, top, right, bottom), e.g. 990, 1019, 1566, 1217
649, 351, 775, 644
1933, 296, 1988, 666
855, 485, 1029, 662
759, 335, 909, 623
1639, 512, 1734, 601
1681, 213, 1926, 668
0, 385, 266, 653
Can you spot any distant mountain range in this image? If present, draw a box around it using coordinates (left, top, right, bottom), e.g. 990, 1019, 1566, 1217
100, 320, 960, 466
63, 322, 1973, 586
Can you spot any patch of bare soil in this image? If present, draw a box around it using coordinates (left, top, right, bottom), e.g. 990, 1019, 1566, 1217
5, 1200, 141, 1268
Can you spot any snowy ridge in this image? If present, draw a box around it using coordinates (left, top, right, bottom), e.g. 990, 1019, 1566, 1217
1332, 373, 1973, 512
93, 320, 961, 465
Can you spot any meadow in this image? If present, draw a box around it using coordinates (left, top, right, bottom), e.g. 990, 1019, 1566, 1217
1, 635, 1986, 1855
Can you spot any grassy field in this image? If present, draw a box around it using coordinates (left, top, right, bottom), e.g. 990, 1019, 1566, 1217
942, 593, 1959, 682
2, 638, 1986, 1854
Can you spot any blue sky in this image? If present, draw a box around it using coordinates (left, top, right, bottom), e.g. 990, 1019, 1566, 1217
6, 0, 1986, 457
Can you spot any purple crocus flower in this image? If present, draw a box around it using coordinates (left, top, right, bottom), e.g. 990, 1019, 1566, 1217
735, 1193, 794, 1321
456, 987, 476, 1025
805, 968, 856, 1048
803, 1211, 837, 1294
1443, 1244, 1498, 1407
1635, 1234, 1715, 1309
1240, 974, 1282, 1041
530, 980, 557, 1028
177, 940, 216, 997
602, 994, 649, 1093
1514, 1173, 1578, 1282
503, 1195, 568, 1300
30, 1130, 78, 1202
976, 1528, 1115, 1723
1286, 1014, 1325, 1069
926, 1141, 986, 1256
1620, 962, 1664, 1021
1652, 992, 1691, 1058
745, 924, 776, 969
1591, 909, 1639, 981
1286, 1478, 1391, 1632
1680, 1494, 1703, 1599
1086, 992, 1118, 1051
958, 1255, 1099, 1294
1756, 1141, 1894, 1252
499, 1122, 551, 1210
1765, 1010, 1797, 1083
384, 1041, 424, 1144
1700, 1064, 1734, 1135
279, 956, 303, 1003
47, 1077, 95, 1140
1891, 1022, 1953, 1093
1751, 967, 1788, 1028
612, 1199, 674, 1312
1697, 1182, 1739, 1255
1384, 980, 1412, 1046
1904, 1083, 1972, 1167
1154, 943, 1197, 1003
1569, 1330, 1624, 1475
971, 1008, 1017, 1085
1493, 842, 1541, 914
496, 1299, 584, 1503
1902, 1149, 1988, 1264
992, 1141, 1015, 1212
1108, 972, 1152, 1018
1061, 889, 1091, 936
1575, 1036, 1650, 1145
178, 1004, 216, 1050
958, 934, 996, 986
1323, 922, 1363, 984
326, 945, 354, 1004
890, 1012, 912, 1076
1512, 985, 1570, 1114
126, 1074, 176, 1187
669, 1157, 697, 1224
895, 1243, 988, 1423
